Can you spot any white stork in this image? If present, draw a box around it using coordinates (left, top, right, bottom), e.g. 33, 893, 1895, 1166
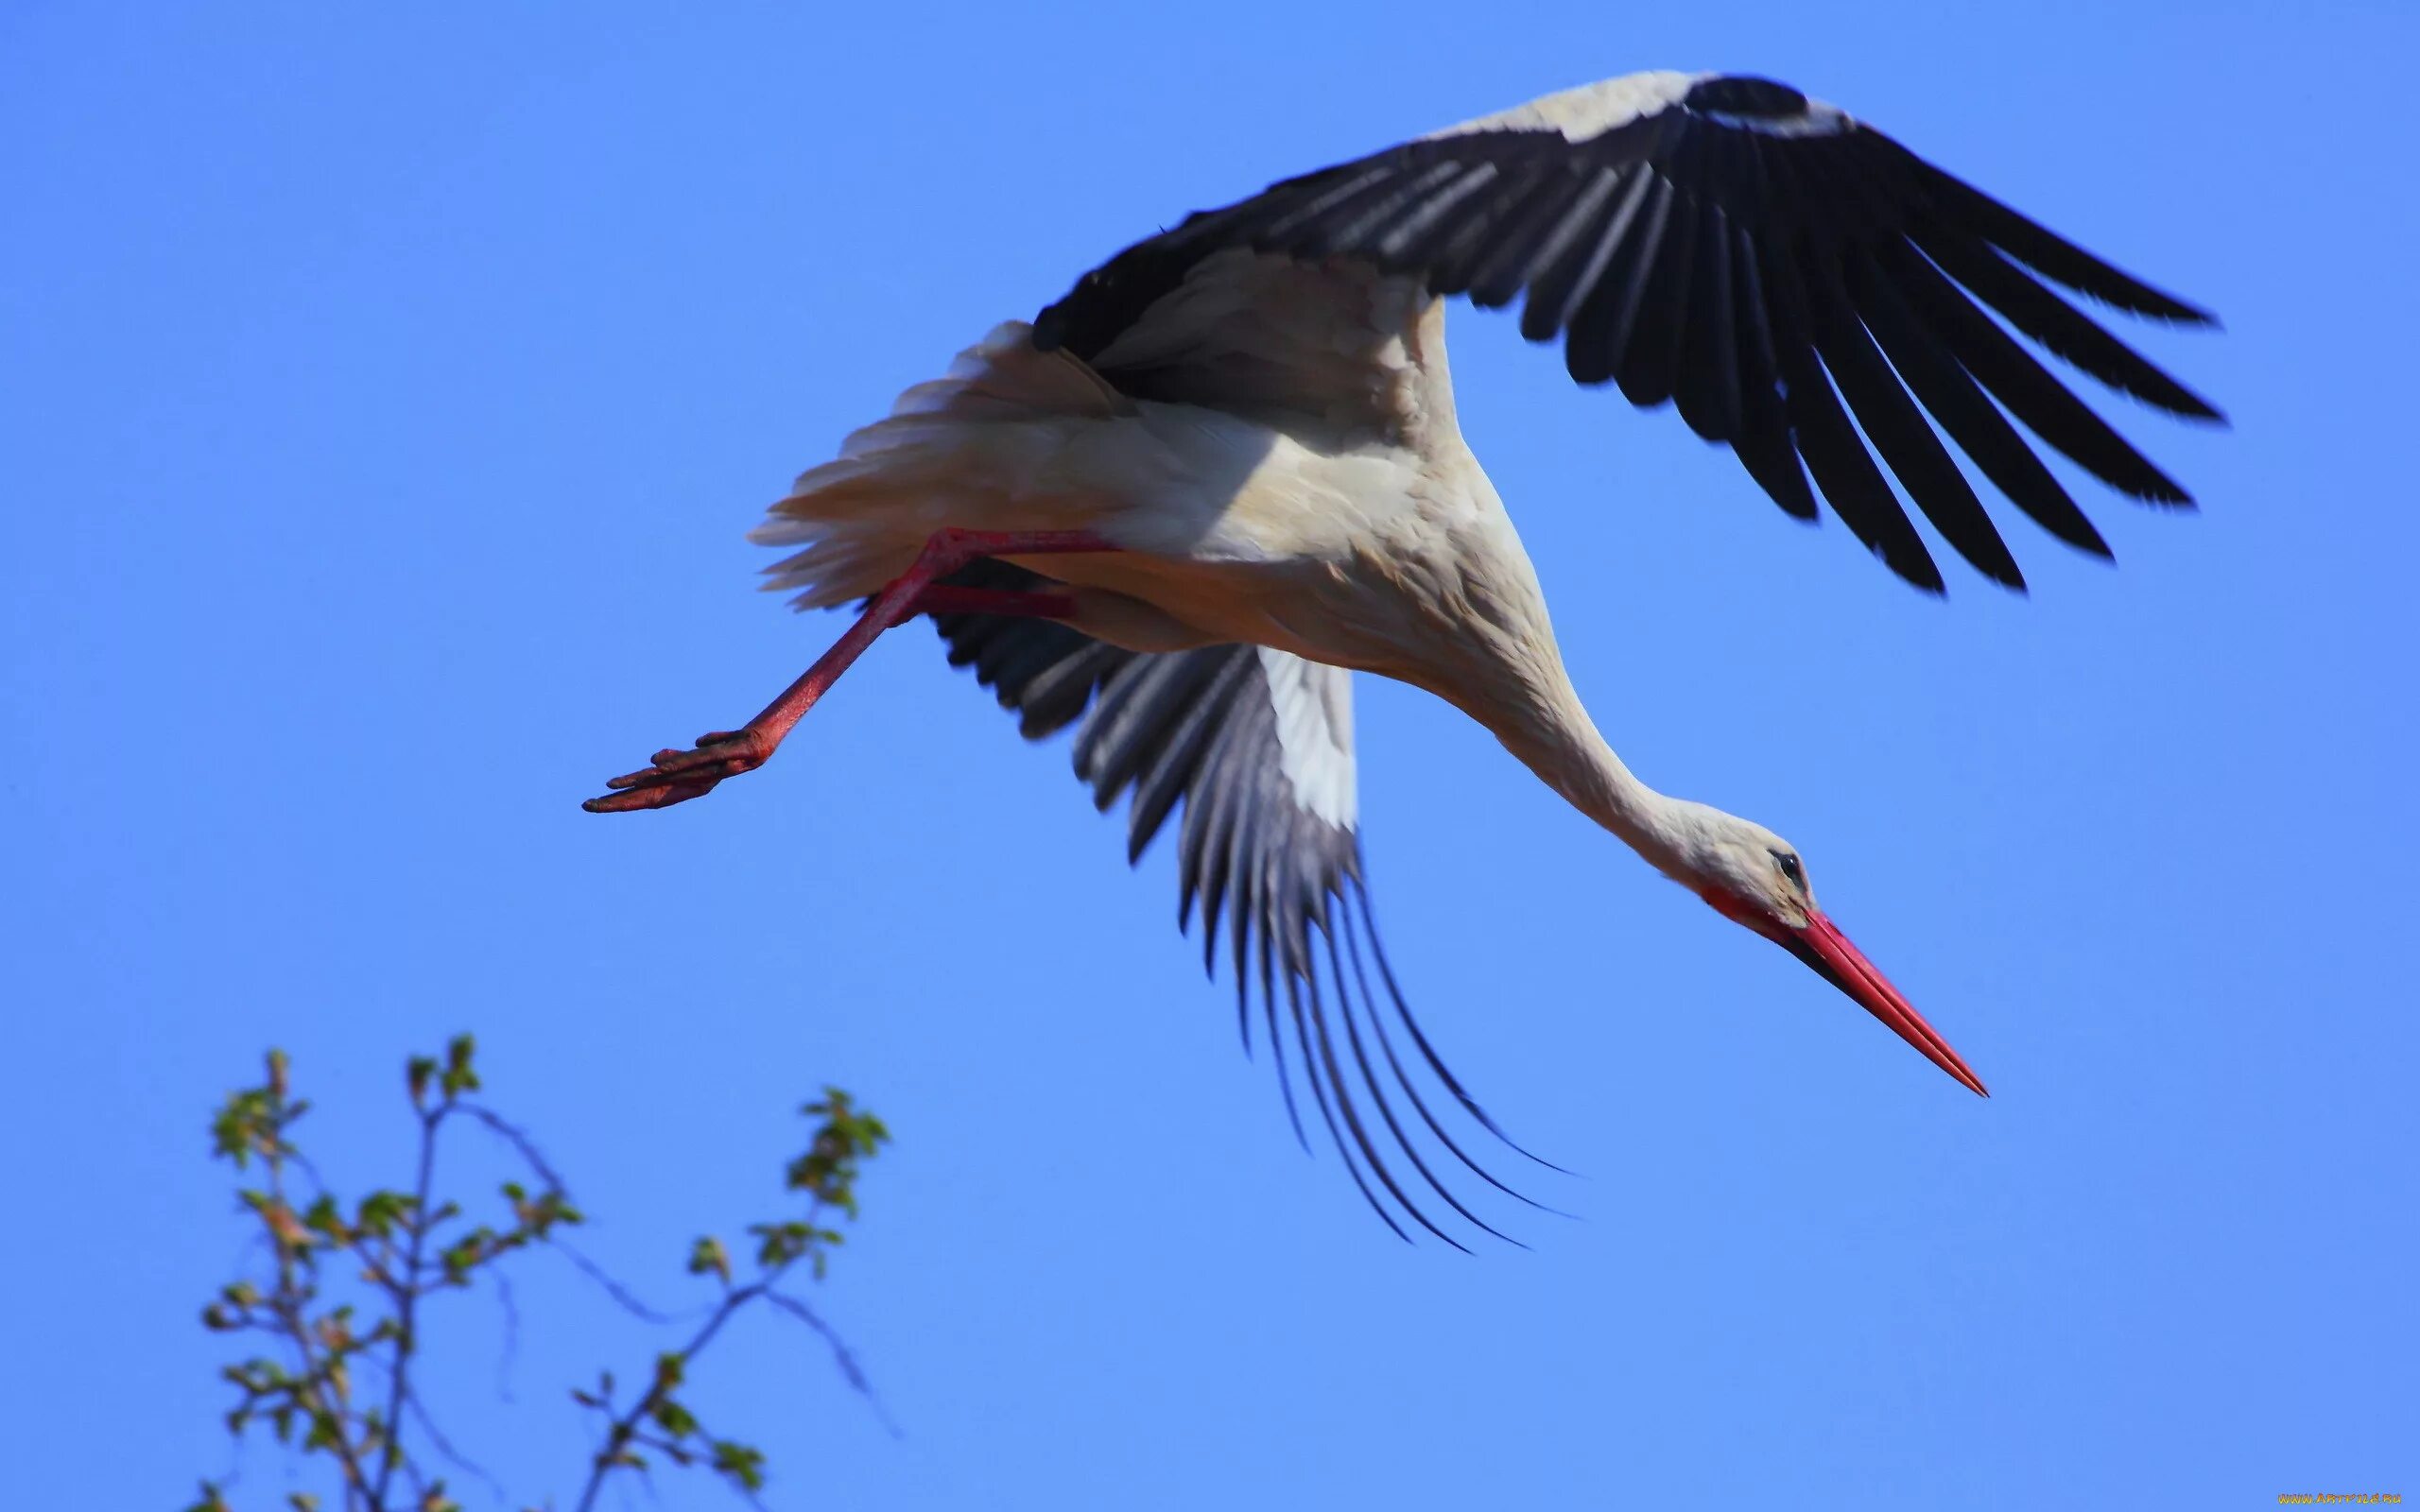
587, 71, 2221, 1246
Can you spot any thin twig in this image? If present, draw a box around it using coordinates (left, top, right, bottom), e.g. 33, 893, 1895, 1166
344, 1234, 412, 1295
762, 1292, 899, 1437
367, 1107, 442, 1510
459, 1103, 567, 1191
492, 1265, 523, 1401
554, 1239, 688, 1325
405, 1390, 510, 1503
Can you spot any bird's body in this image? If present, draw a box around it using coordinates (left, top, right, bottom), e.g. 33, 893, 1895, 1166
764, 271, 1522, 672
780, 310, 1553, 706
589, 70, 2221, 1244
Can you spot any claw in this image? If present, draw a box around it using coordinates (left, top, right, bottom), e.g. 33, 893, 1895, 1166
585, 730, 770, 812
581, 778, 723, 813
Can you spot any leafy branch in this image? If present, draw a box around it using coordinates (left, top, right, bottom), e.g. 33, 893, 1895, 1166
188, 1039, 889, 1512
567, 1088, 890, 1510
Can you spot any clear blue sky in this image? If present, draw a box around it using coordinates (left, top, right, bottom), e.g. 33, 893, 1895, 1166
6, 2, 2413, 1506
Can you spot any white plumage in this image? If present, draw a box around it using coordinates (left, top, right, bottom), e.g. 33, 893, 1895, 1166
593, 69, 2223, 1245
1259, 647, 1357, 831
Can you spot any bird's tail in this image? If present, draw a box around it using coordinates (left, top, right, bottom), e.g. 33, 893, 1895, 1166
750, 321, 1131, 610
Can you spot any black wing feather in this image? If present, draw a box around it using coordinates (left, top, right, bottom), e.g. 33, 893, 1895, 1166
1614, 176, 1699, 407
1894, 142, 2215, 322
1762, 237, 1948, 589
1912, 227, 2221, 418
1516, 165, 1634, 341
1561, 171, 1668, 384
1846, 250, 2110, 556
1880, 238, 2195, 503
1670, 198, 1741, 441
1425, 163, 1553, 292
1728, 229, 1821, 519
1801, 249, 2023, 586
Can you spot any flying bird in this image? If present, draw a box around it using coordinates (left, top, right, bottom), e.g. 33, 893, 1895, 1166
586, 71, 2221, 1246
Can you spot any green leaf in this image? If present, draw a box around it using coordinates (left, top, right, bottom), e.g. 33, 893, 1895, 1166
440, 1034, 480, 1097
406, 1054, 437, 1107
186, 1482, 236, 1512
650, 1397, 699, 1438
712, 1439, 769, 1492
302, 1193, 344, 1240
302, 1409, 341, 1452
355, 1189, 410, 1238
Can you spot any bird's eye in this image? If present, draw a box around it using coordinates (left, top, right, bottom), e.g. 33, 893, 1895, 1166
1772, 850, 1805, 887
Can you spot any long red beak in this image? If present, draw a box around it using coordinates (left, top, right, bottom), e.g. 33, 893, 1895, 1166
1707, 892, 1989, 1097
1786, 908, 1989, 1096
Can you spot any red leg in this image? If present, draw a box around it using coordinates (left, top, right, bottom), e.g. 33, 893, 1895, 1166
583, 528, 1115, 814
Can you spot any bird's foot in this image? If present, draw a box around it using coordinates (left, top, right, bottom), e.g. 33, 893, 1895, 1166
582, 728, 772, 813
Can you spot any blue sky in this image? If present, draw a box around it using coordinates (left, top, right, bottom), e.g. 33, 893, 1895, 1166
6, 2, 2414, 1506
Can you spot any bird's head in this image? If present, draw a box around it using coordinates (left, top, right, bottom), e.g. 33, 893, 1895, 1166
1664, 804, 1989, 1097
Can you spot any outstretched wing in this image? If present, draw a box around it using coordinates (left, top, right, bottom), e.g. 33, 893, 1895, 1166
926, 561, 1558, 1247
1032, 70, 2222, 593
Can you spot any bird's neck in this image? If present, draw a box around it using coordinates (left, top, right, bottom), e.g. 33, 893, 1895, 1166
1400, 474, 1694, 875
1516, 696, 1692, 877
1432, 632, 1692, 878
